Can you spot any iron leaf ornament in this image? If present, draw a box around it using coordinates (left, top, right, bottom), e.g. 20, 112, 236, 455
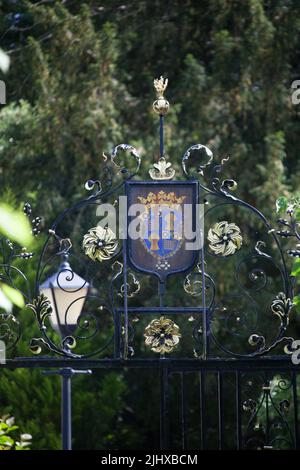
271, 292, 294, 327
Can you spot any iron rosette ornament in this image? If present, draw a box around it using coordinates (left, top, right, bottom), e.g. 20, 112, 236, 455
208, 221, 243, 256
83, 226, 118, 262
144, 317, 181, 354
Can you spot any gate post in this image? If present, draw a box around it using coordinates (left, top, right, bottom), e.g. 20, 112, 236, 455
43, 368, 92, 450
61, 368, 72, 450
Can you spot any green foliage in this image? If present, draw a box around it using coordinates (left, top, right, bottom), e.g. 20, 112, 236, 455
0, 202, 33, 310
0, 48, 9, 73
0, 203, 32, 247
0, 0, 300, 450
1, 283, 24, 308
276, 194, 300, 313
0, 369, 129, 450
0, 415, 32, 450
276, 195, 300, 216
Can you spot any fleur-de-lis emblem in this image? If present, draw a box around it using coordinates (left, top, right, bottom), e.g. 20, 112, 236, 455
149, 157, 175, 180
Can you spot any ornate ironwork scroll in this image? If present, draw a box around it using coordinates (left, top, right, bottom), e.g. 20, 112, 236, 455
0, 77, 297, 364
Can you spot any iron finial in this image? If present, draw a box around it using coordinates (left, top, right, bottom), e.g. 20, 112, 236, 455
153, 76, 169, 115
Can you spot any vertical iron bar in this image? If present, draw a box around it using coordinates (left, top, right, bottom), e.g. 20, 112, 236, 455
113, 311, 121, 358
61, 369, 72, 450
292, 371, 299, 449
123, 239, 128, 359
160, 366, 169, 449
199, 371, 205, 449
159, 115, 164, 158
200, 245, 208, 359
112, 279, 121, 358
43, 368, 91, 451
217, 372, 224, 449
236, 371, 242, 449
265, 388, 270, 446
181, 372, 188, 449
159, 280, 165, 308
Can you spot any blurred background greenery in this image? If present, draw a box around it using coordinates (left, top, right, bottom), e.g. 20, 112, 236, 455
0, 0, 300, 449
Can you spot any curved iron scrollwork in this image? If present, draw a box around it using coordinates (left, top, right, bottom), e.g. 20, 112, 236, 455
180, 142, 297, 358
242, 374, 295, 449
0, 313, 21, 350
1, 78, 300, 452
0, 134, 297, 361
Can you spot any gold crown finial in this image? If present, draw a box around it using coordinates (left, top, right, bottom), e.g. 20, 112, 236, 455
153, 76, 169, 115
154, 76, 168, 98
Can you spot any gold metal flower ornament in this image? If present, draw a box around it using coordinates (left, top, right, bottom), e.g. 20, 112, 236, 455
144, 316, 181, 354
208, 221, 242, 256
83, 226, 118, 262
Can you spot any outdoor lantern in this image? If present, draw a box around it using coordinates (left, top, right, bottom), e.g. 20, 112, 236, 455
39, 256, 89, 335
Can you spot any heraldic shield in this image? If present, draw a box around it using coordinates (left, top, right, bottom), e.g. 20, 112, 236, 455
126, 181, 199, 280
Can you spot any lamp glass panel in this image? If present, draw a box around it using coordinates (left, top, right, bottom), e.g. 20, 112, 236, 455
40, 287, 88, 333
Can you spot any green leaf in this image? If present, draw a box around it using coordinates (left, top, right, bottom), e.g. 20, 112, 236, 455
0, 289, 13, 312
1, 284, 25, 308
293, 296, 300, 315
7, 425, 18, 433
276, 196, 288, 213
0, 48, 10, 73
291, 259, 300, 277
0, 204, 33, 247
0, 435, 14, 446
294, 295, 300, 305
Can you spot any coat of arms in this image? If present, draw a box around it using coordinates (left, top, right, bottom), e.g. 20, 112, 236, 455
126, 181, 198, 279
138, 190, 185, 260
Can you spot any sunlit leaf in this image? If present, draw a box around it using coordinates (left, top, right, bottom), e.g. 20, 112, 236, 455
1, 284, 24, 308
0, 435, 13, 446
0, 204, 33, 247
292, 259, 300, 277
0, 289, 12, 312
0, 48, 10, 73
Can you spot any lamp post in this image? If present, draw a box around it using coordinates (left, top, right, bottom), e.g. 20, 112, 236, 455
40, 255, 92, 450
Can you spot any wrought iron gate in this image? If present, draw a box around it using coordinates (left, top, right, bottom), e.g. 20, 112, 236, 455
1, 77, 300, 450
160, 361, 299, 449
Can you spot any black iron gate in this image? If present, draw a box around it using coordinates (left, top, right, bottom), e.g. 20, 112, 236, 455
1, 77, 300, 450
160, 361, 299, 450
